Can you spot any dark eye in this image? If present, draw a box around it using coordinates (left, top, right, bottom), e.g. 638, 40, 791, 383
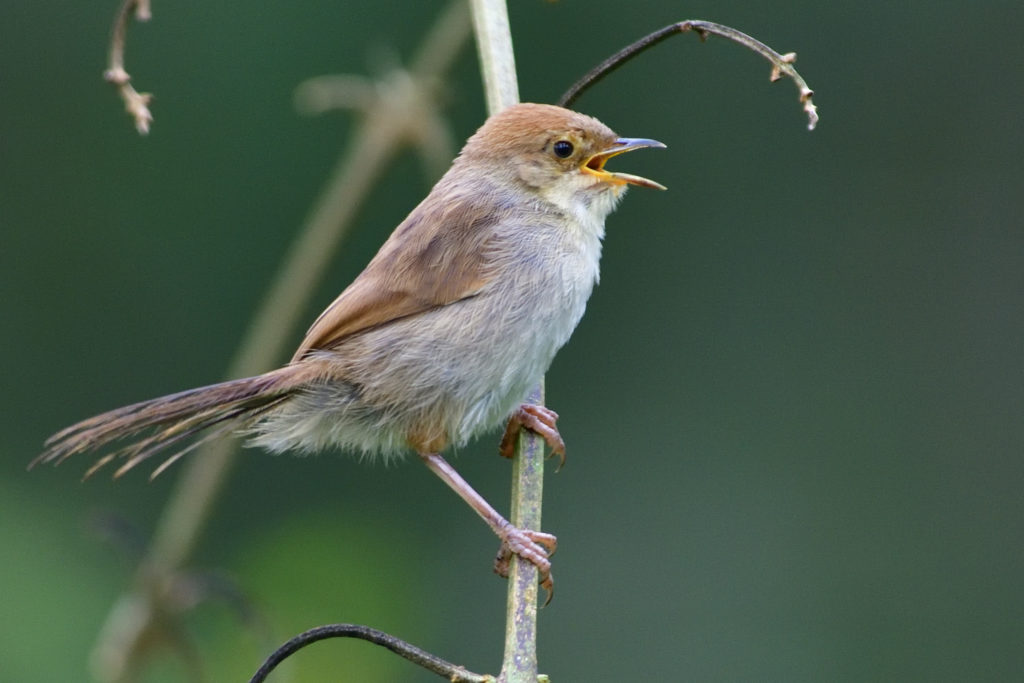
552, 140, 574, 158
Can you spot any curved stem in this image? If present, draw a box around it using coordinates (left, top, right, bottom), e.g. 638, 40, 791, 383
559, 19, 819, 130
248, 624, 494, 683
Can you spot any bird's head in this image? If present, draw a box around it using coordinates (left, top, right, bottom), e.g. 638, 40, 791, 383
457, 103, 665, 215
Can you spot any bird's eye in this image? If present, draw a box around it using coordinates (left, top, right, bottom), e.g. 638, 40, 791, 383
552, 140, 574, 158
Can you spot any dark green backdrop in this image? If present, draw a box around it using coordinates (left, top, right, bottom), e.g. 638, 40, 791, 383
3, 1, 1022, 681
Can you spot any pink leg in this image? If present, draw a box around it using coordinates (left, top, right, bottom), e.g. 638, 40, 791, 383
419, 451, 556, 601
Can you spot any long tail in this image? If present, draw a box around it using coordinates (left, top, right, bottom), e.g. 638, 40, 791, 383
31, 366, 304, 479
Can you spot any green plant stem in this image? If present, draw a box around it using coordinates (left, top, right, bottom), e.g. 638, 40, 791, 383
470, 0, 519, 113
500, 386, 546, 683
468, 2, 547, 682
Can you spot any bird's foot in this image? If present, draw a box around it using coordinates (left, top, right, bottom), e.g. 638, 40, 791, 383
494, 524, 558, 605
499, 403, 566, 468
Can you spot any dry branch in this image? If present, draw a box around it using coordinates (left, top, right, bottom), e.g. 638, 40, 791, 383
104, 0, 153, 134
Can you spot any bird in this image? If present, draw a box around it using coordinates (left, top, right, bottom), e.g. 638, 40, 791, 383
31, 102, 666, 596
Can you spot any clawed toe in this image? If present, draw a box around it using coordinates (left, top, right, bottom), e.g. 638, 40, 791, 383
499, 403, 567, 468
493, 525, 558, 605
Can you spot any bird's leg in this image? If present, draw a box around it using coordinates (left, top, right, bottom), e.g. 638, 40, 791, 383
418, 451, 556, 600
499, 403, 566, 468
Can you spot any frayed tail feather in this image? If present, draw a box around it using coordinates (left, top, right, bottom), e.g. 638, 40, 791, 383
30, 370, 296, 479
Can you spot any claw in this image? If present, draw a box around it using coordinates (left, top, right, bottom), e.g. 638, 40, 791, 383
493, 525, 558, 605
499, 403, 566, 469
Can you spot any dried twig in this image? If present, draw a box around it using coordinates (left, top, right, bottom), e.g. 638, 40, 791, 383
248, 624, 495, 683
559, 19, 819, 131
104, 0, 154, 134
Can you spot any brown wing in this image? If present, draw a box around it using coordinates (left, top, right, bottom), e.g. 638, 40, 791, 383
291, 189, 501, 362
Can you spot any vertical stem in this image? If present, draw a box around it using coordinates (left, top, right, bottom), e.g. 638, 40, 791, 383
469, 0, 519, 112
500, 383, 546, 683
468, 3, 546, 682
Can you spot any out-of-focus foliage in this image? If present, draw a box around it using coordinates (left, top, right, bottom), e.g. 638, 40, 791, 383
2, 1, 1023, 681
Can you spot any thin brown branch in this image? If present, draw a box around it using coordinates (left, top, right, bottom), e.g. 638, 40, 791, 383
104, 0, 154, 134
248, 624, 495, 683
559, 19, 819, 131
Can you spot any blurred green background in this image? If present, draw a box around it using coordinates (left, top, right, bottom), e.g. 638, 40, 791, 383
3, 0, 1023, 681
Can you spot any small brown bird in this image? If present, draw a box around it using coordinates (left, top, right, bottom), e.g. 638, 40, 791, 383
32, 103, 665, 594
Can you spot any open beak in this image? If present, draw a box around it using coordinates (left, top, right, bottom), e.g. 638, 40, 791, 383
582, 137, 667, 190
